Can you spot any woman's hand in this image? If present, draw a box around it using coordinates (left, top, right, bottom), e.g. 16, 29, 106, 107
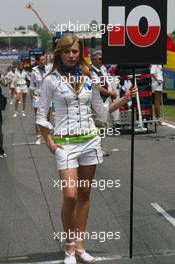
124, 86, 138, 101
49, 142, 64, 154
38, 125, 64, 154
110, 91, 117, 98
109, 85, 137, 113
32, 95, 37, 100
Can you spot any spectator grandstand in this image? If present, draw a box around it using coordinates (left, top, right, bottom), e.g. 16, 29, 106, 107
0, 30, 41, 55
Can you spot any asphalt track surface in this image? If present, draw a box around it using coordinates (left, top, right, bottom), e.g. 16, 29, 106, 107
0, 95, 175, 264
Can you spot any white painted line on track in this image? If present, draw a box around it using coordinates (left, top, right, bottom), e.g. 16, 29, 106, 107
162, 122, 175, 129
151, 203, 175, 227
96, 255, 122, 261
21, 261, 62, 264
111, 148, 120, 152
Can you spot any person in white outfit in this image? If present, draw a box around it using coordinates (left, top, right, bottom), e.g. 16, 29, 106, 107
91, 50, 119, 156
6, 66, 16, 104
36, 34, 136, 264
91, 51, 117, 101
5, 66, 12, 96
150, 64, 164, 124
30, 54, 49, 144
13, 63, 28, 117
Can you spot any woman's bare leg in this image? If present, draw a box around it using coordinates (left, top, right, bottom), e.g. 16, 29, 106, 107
34, 108, 41, 137
59, 168, 78, 254
75, 165, 96, 251
10, 88, 15, 100
47, 107, 52, 122
154, 91, 162, 118
15, 92, 20, 112
22, 93, 27, 112
59, 165, 96, 254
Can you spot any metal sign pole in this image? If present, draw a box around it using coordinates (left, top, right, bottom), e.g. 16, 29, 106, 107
129, 67, 135, 258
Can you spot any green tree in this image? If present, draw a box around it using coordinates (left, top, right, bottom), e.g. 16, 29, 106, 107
15, 23, 53, 52
89, 20, 99, 31
14, 26, 26, 30
37, 27, 53, 52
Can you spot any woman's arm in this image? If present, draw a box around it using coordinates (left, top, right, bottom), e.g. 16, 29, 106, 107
151, 73, 161, 85
109, 96, 128, 113
150, 65, 162, 85
109, 87, 137, 112
39, 125, 63, 154
96, 84, 117, 98
36, 77, 54, 129
0, 75, 7, 87
91, 84, 137, 122
36, 76, 63, 153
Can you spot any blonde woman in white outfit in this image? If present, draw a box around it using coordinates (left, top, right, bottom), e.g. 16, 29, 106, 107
36, 34, 136, 264
13, 63, 28, 117
30, 55, 49, 144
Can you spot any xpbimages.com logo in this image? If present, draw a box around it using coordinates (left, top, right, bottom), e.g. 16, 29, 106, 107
56, 74, 119, 87
53, 178, 121, 191
50, 21, 120, 35
56, 128, 120, 139
53, 230, 121, 243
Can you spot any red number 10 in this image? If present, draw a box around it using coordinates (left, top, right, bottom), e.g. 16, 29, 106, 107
108, 5, 161, 48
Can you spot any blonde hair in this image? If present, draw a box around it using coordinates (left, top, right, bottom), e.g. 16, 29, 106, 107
49, 34, 91, 92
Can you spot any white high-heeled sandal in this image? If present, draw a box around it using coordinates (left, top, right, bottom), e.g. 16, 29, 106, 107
75, 238, 96, 263
75, 248, 96, 263
64, 242, 77, 264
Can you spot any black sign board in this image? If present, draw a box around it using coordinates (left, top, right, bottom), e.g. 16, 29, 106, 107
102, 0, 167, 64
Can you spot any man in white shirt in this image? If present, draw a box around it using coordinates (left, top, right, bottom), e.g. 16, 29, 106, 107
91, 51, 117, 101
150, 65, 163, 124
30, 54, 50, 144
91, 51, 118, 156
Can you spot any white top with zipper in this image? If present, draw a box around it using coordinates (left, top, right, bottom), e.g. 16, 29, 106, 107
36, 70, 109, 135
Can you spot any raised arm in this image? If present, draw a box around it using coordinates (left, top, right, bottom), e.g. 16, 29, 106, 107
91, 84, 137, 122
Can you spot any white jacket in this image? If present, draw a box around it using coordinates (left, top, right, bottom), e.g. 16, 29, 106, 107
30, 65, 49, 96
14, 70, 27, 88
6, 70, 16, 88
36, 71, 108, 135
